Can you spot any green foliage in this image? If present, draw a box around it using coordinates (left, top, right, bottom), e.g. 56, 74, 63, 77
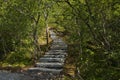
0, 0, 119, 79
5, 47, 32, 65
52, 0, 120, 80
0, 0, 50, 66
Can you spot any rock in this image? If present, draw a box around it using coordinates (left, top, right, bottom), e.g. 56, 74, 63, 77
28, 67, 62, 74
39, 58, 65, 63
43, 54, 65, 58
36, 62, 63, 69
46, 52, 67, 55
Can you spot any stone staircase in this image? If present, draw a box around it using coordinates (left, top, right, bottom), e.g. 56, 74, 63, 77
28, 30, 67, 80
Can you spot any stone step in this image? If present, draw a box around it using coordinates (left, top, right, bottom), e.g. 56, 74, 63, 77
52, 42, 66, 45
53, 39, 63, 42
51, 48, 67, 51
51, 45, 67, 49
28, 67, 62, 74
36, 62, 63, 69
52, 43, 65, 46
53, 41, 64, 43
49, 31, 58, 40
52, 42, 64, 44
52, 40, 65, 42
51, 36, 57, 40
52, 43, 66, 46
46, 52, 67, 55
50, 46, 67, 50
51, 44, 67, 47
49, 31, 56, 35
43, 54, 65, 58
39, 58, 65, 63
49, 50, 66, 52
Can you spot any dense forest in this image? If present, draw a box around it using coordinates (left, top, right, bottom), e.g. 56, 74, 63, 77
0, 0, 120, 80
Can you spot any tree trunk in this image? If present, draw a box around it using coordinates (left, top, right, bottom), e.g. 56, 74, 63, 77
2, 38, 7, 57
46, 20, 49, 45
32, 14, 41, 62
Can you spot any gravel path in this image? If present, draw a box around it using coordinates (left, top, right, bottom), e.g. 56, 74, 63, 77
0, 70, 33, 80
